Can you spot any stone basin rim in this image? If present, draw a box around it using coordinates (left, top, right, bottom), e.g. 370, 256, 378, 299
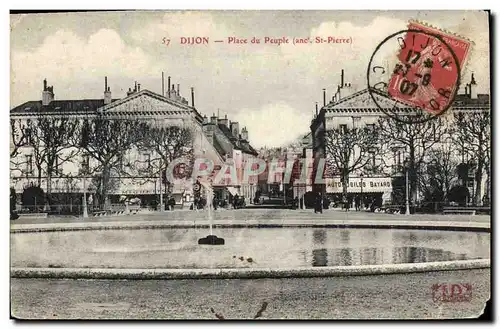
10, 221, 491, 234
11, 259, 491, 280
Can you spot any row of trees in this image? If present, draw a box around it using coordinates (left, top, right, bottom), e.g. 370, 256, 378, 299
10, 115, 194, 209
323, 111, 491, 207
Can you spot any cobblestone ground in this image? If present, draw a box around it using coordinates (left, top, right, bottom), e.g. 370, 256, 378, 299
11, 269, 490, 320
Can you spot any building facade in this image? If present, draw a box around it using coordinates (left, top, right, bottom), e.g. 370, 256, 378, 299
310, 70, 490, 209
10, 77, 258, 211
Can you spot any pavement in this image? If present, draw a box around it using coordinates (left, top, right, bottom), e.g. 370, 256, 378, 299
11, 269, 490, 319
10, 209, 491, 233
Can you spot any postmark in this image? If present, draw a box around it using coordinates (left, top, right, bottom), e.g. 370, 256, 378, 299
367, 21, 472, 124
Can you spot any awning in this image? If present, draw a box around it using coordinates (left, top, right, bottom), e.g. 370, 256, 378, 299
226, 186, 239, 196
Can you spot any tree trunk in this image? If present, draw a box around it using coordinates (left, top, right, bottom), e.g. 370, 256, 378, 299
45, 171, 52, 210
342, 171, 349, 209
100, 166, 111, 210
37, 167, 42, 187
409, 146, 417, 205
475, 157, 483, 206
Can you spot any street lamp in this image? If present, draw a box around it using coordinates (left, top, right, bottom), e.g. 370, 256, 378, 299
403, 158, 410, 215
82, 175, 88, 218
360, 173, 364, 211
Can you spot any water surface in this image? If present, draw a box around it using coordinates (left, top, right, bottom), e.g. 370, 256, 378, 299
11, 228, 490, 269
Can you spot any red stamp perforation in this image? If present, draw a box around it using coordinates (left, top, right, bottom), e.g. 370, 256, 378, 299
387, 22, 471, 115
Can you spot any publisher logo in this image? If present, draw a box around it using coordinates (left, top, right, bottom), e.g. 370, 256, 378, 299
432, 283, 472, 303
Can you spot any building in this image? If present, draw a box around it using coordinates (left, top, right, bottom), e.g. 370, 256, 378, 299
202, 113, 259, 203
10, 76, 258, 211
310, 70, 490, 209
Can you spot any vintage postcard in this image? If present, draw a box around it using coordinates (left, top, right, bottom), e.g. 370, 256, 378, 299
9, 10, 491, 320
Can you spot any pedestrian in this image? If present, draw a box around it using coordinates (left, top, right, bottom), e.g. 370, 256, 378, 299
169, 197, 176, 211
314, 193, 323, 214
355, 195, 361, 211
212, 195, 218, 211
233, 194, 239, 209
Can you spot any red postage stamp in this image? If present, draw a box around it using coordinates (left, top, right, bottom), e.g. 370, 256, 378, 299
432, 283, 473, 303
387, 21, 472, 115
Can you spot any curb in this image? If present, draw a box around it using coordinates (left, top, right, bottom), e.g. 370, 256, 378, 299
11, 259, 490, 280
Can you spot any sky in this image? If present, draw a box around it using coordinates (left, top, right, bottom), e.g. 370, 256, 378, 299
10, 10, 490, 148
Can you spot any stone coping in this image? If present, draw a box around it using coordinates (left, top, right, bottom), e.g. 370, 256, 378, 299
11, 259, 491, 280
10, 219, 490, 233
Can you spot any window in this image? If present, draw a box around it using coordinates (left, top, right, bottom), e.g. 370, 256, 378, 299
24, 128, 33, 145
339, 124, 347, 133
366, 123, 375, 131
352, 116, 361, 128
81, 155, 90, 173
144, 153, 151, 169
25, 155, 32, 175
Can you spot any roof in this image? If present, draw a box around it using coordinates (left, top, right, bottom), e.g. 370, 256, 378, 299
321, 88, 490, 116
218, 124, 238, 144
239, 141, 259, 156
452, 94, 490, 107
218, 123, 259, 156
205, 123, 258, 157
10, 99, 119, 114
211, 134, 227, 158
10, 89, 203, 119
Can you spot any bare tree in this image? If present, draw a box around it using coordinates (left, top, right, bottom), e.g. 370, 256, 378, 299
10, 119, 29, 158
453, 111, 490, 205
73, 116, 144, 209
418, 141, 460, 209
376, 115, 447, 204
27, 117, 80, 204
10, 119, 31, 177
135, 123, 194, 196
324, 126, 379, 202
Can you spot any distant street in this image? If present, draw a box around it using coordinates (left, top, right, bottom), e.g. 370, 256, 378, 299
11, 269, 490, 319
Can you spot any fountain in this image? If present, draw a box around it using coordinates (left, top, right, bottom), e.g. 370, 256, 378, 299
198, 179, 225, 245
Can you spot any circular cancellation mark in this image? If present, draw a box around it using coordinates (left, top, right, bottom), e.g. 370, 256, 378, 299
367, 28, 464, 125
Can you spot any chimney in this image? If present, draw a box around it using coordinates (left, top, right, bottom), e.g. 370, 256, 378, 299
137, 83, 141, 92
162, 72, 165, 96
218, 114, 229, 127
241, 126, 249, 141
341, 69, 344, 88
315, 102, 318, 116
323, 89, 326, 107
230, 121, 240, 138
470, 73, 477, 99
191, 87, 195, 108
168, 76, 171, 98
202, 115, 208, 124
104, 76, 112, 105
134, 81, 137, 92
177, 84, 180, 96
42, 78, 54, 105
337, 85, 341, 101
210, 113, 218, 124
